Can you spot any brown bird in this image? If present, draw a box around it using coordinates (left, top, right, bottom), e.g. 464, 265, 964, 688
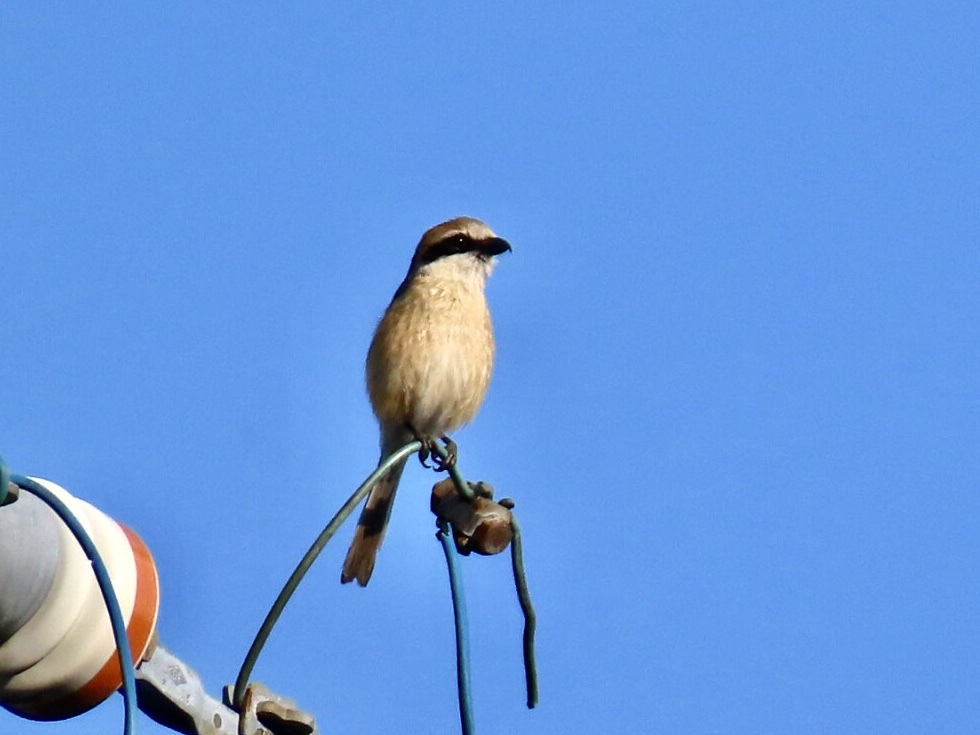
341, 216, 511, 586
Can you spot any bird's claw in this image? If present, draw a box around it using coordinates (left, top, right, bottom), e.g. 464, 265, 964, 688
417, 437, 434, 468
432, 436, 458, 472
414, 434, 457, 472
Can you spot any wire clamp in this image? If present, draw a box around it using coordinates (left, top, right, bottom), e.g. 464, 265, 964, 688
430, 479, 514, 556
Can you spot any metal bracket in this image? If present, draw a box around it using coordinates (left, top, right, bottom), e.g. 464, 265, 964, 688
224, 681, 316, 735
135, 642, 317, 735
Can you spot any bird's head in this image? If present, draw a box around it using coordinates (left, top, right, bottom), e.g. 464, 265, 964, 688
409, 217, 512, 278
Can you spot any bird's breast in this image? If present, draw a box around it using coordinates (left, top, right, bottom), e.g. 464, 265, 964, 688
366, 277, 495, 437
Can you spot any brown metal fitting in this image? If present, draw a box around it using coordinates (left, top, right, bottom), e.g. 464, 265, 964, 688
430, 479, 514, 556
226, 681, 316, 735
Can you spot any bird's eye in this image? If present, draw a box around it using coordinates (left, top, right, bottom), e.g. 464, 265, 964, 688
421, 233, 471, 265
444, 234, 468, 254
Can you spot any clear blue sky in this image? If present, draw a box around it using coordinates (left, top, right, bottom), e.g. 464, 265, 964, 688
3, 3, 979, 734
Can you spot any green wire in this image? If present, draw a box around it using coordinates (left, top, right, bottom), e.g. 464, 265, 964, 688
232, 440, 422, 708
438, 446, 476, 501
9, 472, 139, 735
509, 514, 538, 708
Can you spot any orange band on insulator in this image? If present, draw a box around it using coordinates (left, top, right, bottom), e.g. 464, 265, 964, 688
17, 525, 160, 721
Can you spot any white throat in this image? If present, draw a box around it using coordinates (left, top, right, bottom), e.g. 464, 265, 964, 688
416, 252, 496, 288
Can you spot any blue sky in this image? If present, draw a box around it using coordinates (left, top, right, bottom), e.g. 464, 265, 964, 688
2, 3, 979, 734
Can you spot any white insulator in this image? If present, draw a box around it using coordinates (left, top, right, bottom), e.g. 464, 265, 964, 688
0, 478, 159, 721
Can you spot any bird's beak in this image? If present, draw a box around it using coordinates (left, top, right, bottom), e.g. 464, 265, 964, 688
480, 237, 512, 256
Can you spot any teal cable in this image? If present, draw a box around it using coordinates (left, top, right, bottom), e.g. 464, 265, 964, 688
10, 473, 138, 735
438, 521, 475, 735
232, 440, 423, 708
0, 454, 9, 506
440, 450, 476, 501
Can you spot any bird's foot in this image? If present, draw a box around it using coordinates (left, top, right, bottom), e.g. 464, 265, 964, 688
412, 432, 457, 472
433, 435, 458, 472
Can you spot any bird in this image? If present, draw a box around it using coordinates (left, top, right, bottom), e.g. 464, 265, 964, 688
341, 216, 511, 586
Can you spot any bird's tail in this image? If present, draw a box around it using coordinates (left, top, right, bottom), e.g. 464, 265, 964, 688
341, 449, 409, 586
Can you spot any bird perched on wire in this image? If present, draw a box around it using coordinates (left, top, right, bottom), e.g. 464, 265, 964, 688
342, 216, 511, 586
